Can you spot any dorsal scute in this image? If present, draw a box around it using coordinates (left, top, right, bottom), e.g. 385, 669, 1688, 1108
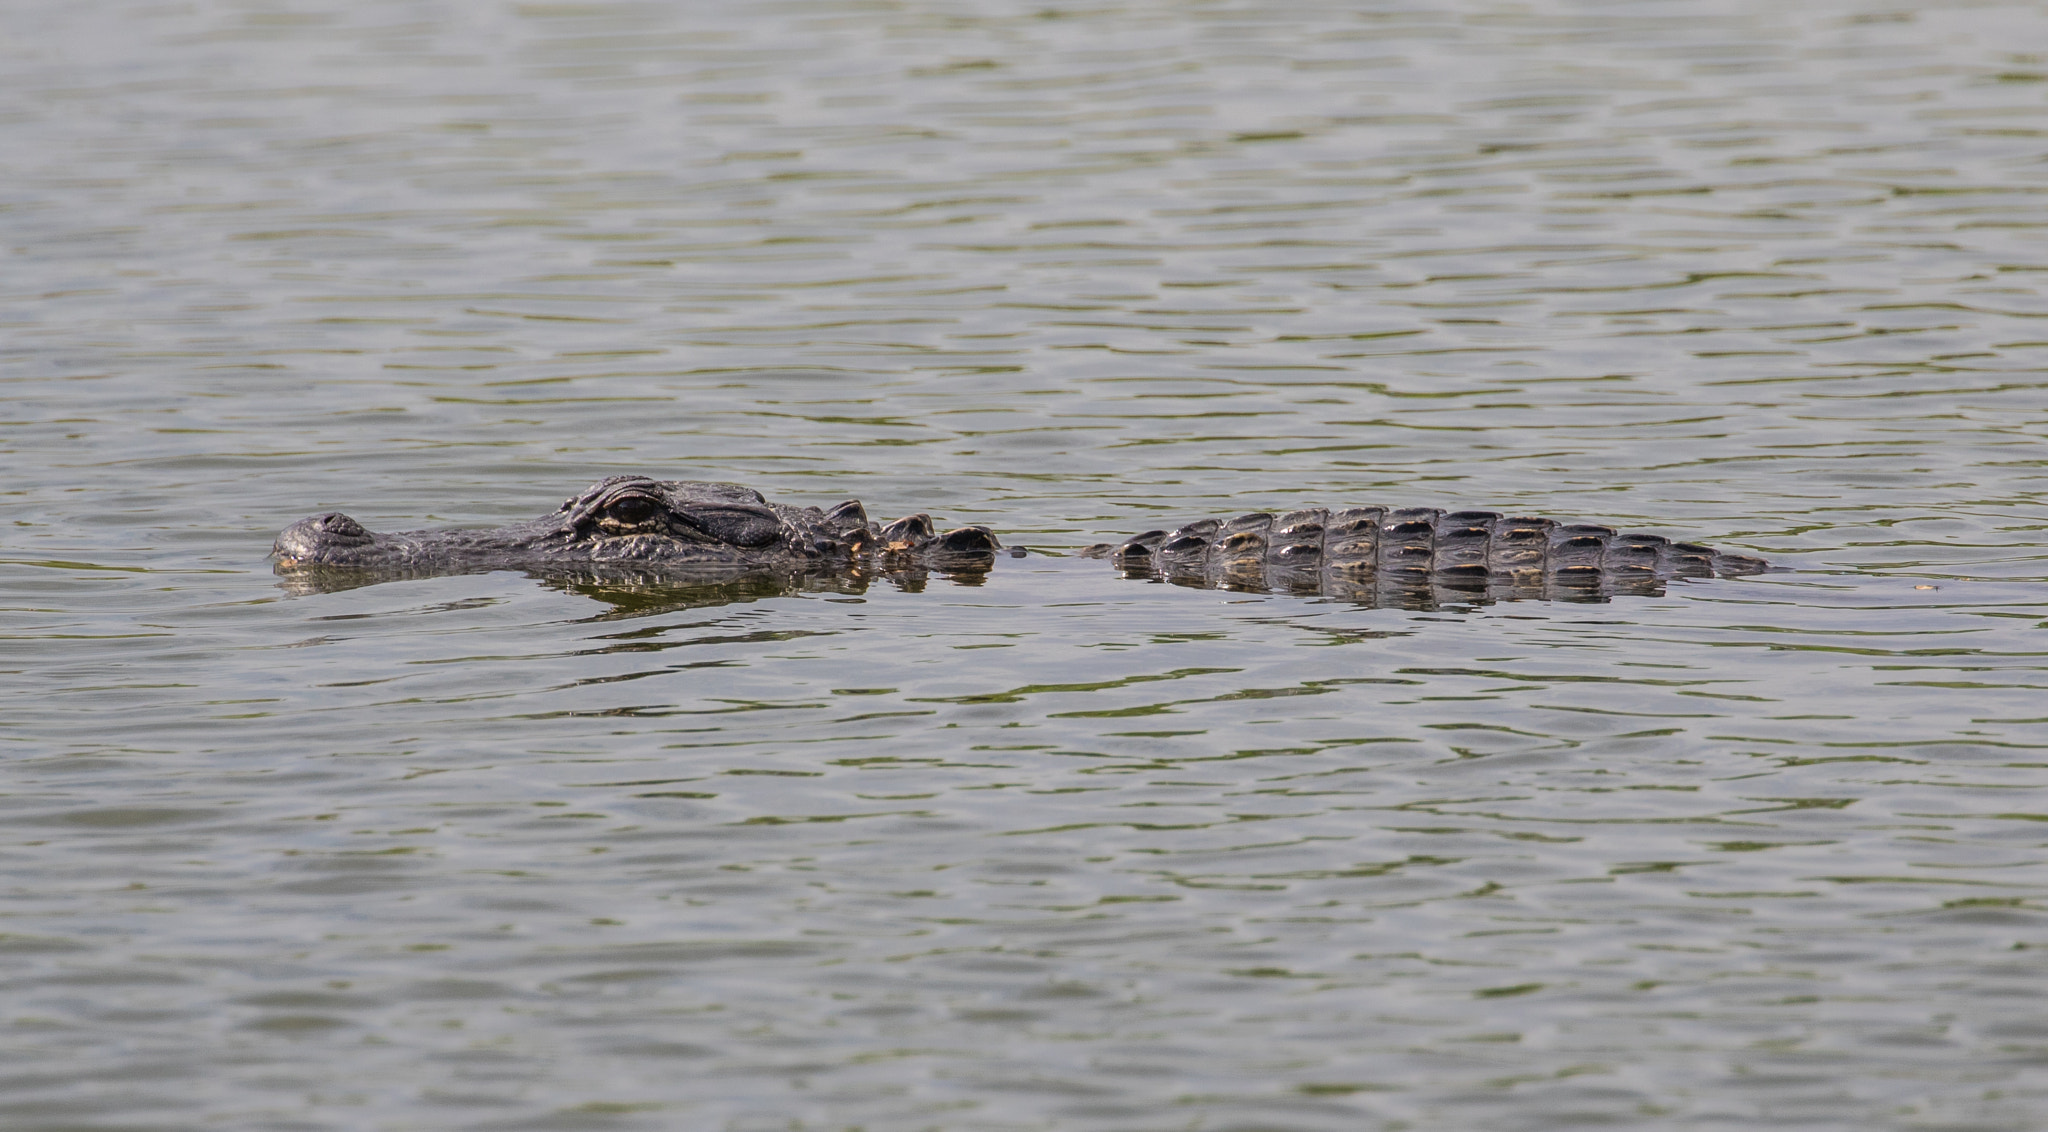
1094, 501, 1766, 596
823, 499, 869, 533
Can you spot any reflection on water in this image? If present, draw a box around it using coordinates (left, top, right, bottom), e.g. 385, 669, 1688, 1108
7, 0, 2048, 1129
1110, 557, 1681, 607
284, 554, 1689, 617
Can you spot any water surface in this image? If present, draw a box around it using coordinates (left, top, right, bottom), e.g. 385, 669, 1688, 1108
5, 1, 2048, 1129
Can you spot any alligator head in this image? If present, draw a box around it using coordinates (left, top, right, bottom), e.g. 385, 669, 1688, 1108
272, 475, 1000, 584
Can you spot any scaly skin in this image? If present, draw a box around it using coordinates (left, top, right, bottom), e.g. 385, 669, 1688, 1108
271, 475, 1004, 585
274, 477, 1769, 602
1081, 506, 1769, 601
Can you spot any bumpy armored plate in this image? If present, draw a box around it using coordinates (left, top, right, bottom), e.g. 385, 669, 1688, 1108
274, 476, 1770, 608
1078, 506, 1769, 606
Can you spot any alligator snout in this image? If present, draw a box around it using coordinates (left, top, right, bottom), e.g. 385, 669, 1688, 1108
272, 512, 375, 566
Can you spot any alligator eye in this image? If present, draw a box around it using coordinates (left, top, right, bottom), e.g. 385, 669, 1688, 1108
603, 496, 662, 526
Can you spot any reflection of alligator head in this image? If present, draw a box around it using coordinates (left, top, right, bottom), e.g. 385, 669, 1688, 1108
274, 476, 1771, 610
538, 571, 878, 621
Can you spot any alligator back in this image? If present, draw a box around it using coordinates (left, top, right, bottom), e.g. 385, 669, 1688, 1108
1082, 507, 1768, 603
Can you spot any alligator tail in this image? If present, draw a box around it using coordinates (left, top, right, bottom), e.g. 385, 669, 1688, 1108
1082, 508, 1767, 600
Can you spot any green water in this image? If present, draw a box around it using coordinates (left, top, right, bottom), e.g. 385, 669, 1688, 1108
5, 1, 2048, 1128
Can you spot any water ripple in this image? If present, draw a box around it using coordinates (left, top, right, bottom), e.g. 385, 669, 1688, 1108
7, 0, 2048, 1128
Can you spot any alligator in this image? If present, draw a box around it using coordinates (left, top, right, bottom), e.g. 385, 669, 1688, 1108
273, 474, 1770, 607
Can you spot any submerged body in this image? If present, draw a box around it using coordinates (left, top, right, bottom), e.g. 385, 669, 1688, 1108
273, 475, 1769, 604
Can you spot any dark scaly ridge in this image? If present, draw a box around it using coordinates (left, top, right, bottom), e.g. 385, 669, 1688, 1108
1089, 506, 1767, 602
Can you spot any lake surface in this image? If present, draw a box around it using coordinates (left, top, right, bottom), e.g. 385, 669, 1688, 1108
6, 1, 2048, 1128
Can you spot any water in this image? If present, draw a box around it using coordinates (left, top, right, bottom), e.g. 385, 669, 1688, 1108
6, 0, 2048, 1128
